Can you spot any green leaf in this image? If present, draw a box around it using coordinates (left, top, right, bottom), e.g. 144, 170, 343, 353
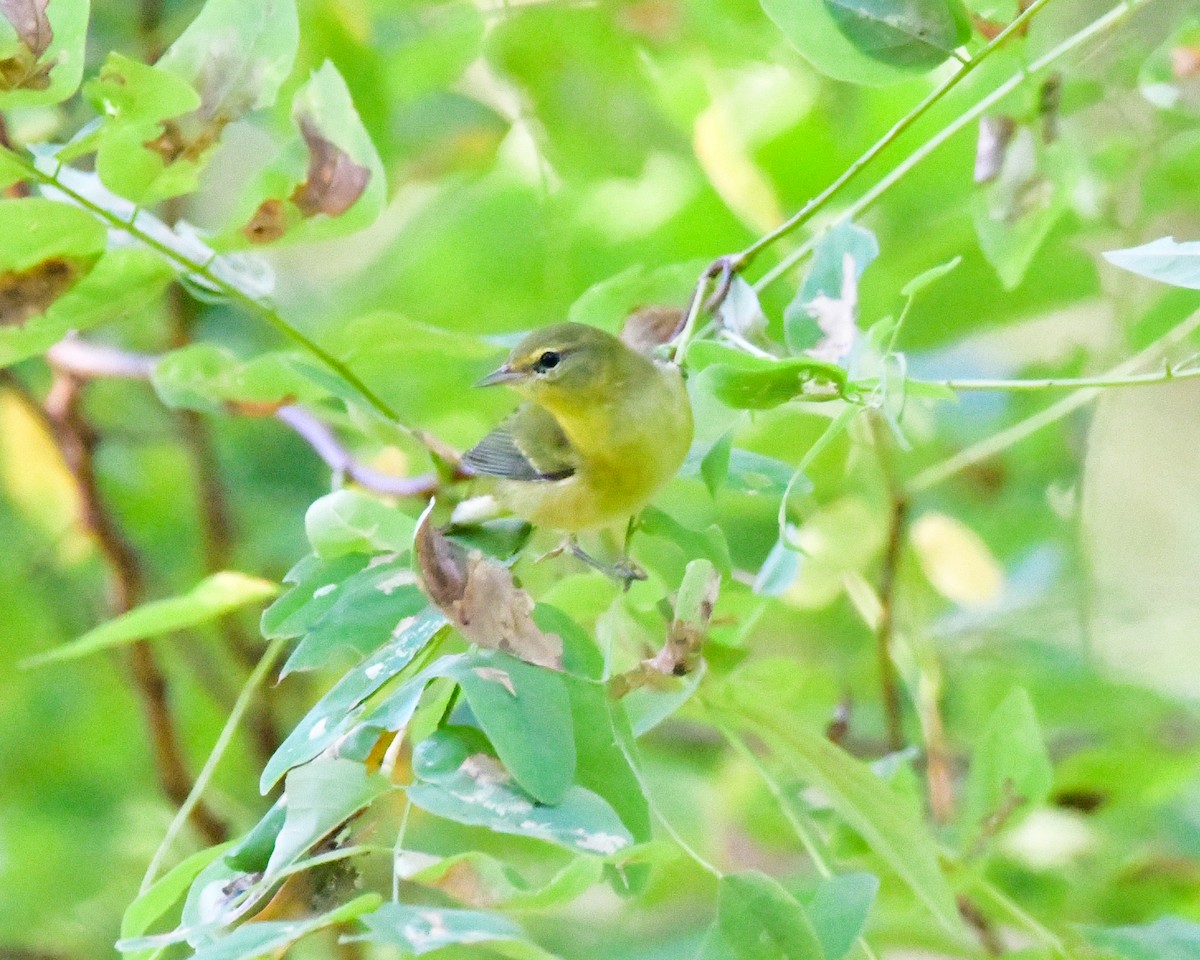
260, 552, 370, 639
900, 255, 962, 298
158, 0, 298, 120
348, 902, 555, 959
0, 247, 174, 368
151, 344, 321, 415
24, 572, 279, 667
684, 446, 795, 497
266, 759, 391, 875
700, 430, 734, 498
119, 843, 232, 960
785, 220, 878, 355
724, 690, 964, 936
227, 60, 386, 248
959, 687, 1053, 851
688, 341, 850, 410
451, 650, 576, 805
1082, 917, 1200, 960
639, 505, 732, 577
700, 871, 824, 960
753, 538, 800, 597
408, 729, 635, 857
567, 261, 705, 332
823, 0, 969, 69
759, 0, 962, 86
187, 894, 382, 960
0, 0, 89, 107
81, 52, 204, 204
224, 797, 286, 873
805, 872, 878, 960
1104, 236, 1200, 290
260, 608, 446, 792
305, 489, 417, 559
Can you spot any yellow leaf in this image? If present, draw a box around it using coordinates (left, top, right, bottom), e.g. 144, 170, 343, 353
0, 390, 90, 563
909, 511, 1003, 608
693, 100, 783, 235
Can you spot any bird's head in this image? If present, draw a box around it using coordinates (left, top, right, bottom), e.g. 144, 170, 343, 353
477, 322, 630, 411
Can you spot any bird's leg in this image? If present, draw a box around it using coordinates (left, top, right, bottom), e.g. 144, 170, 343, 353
566, 535, 647, 590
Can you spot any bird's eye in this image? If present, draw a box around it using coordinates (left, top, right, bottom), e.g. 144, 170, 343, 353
534, 350, 561, 373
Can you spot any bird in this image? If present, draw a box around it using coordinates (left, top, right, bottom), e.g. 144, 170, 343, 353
462, 321, 693, 582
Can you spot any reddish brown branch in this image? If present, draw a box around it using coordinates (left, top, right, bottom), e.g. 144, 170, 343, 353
868, 413, 907, 753
12, 370, 227, 845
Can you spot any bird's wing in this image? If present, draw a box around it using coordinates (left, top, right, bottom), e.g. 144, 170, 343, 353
463, 404, 577, 482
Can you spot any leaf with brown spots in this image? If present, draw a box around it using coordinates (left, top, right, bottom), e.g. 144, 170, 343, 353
0, 0, 52, 58
290, 118, 370, 218
242, 198, 289, 245
415, 512, 563, 670
0, 257, 85, 328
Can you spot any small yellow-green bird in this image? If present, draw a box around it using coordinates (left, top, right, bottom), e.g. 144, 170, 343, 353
464, 322, 693, 576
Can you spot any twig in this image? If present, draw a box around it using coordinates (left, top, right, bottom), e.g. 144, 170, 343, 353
957, 895, 1005, 957
868, 413, 906, 753
909, 363, 1200, 393
909, 307, 1200, 492
730, 0, 1056, 279
754, 0, 1160, 293
41, 337, 447, 499
6, 369, 227, 846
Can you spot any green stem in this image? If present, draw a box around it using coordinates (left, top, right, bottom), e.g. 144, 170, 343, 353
967, 874, 1077, 960
754, 0, 1159, 293
6, 149, 410, 432
908, 307, 1200, 492
910, 363, 1200, 393
140, 637, 288, 893
733, 0, 1056, 275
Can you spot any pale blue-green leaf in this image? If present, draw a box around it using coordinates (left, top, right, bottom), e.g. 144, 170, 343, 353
260, 608, 446, 792
119, 843, 232, 960
260, 553, 370, 640
786, 221, 878, 354
900, 255, 962, 298
187, 894, 381, 960
700, 871, 824, 960
347, 902, 555, 959
1083, 917, 1200, 960
1104, 236, 1200, 290
805, 872, 879, 960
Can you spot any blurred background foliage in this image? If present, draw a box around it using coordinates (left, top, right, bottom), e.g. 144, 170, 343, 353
2, 0, 1200, 958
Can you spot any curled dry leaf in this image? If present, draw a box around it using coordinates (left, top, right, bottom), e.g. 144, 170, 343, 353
975, 115, 1016, 185
242, 198, 288, 245
0, 0, 51, 56
415, 514, 563, 670
0, 0, 52, 91
620, 305, 684, 355
0, 257, 86, 327
290, 118, 370, 218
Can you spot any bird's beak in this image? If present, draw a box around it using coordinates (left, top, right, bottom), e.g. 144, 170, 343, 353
476, 364, 525, 387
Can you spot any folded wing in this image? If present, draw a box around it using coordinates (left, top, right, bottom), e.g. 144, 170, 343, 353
463, 404, 577, 482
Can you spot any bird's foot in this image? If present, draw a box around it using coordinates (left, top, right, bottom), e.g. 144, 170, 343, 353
565, 537, 647, 590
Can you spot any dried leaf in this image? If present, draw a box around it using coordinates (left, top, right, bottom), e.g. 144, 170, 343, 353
472, 666, 516, 696
242, 198, 289, 245
290, 118, 370, 218
620, 305, 684, 354
974, 115, 1016, 185
1172, 45, 1200, 80
805, 252, 858, 363
416, 515, 563, 670
0, 0, 52, 57
0, 257, 85, 327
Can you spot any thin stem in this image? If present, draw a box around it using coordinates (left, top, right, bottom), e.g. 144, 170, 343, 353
755, 0, 1159, 292
909, 307, 1200, 492
735, 0, 1056, 274
967, 875, 1076, 960
140, 637, 288, 893
910, 364, 1200, 392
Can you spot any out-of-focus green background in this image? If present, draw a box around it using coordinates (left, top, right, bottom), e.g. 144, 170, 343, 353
3, 0, 1200, 957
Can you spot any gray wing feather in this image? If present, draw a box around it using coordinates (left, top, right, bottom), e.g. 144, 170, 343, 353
464, 406, 576, 482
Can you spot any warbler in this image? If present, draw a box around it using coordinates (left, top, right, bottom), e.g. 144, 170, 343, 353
463, 322, 693, 575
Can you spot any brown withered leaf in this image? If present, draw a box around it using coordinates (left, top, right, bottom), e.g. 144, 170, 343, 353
415, 514, 563, 670
290, 118, 370, 218
1, 0, 52, 58
974, 115, 1016, 185
242, 198, 288, 245
620, 305, 684, 355
0, 257, 84, 328
1172, 46, 1200, 80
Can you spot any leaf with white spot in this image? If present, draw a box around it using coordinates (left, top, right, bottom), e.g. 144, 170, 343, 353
306, 489, 416, 559
348, 902, 555, 959
408, 730, 633, 857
